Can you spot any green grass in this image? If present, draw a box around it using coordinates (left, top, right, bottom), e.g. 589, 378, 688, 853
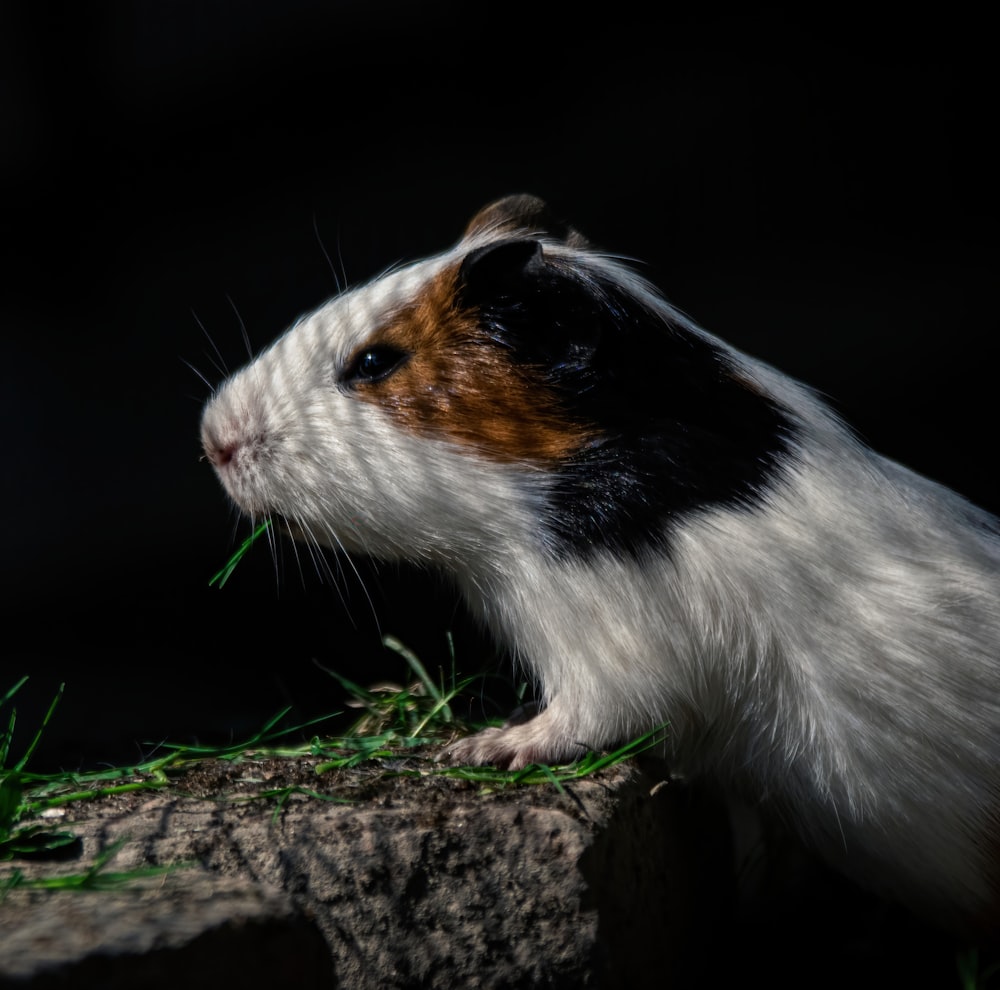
1, 838, 179, 895
0, 677, 78, 862
0, 638, 665, 896
208, 518, 272, 588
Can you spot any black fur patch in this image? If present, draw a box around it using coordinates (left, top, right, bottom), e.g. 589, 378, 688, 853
458, 239, 798, 560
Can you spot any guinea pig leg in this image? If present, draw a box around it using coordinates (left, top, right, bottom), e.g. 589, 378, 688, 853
438, 699, 591, 771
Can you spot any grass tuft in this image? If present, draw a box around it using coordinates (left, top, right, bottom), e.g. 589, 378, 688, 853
1, 637, 660, 871
1, 655, 661, 903
1, 679, 78, 862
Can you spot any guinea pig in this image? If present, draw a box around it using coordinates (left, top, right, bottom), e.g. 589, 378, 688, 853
200, 194, 1000, 936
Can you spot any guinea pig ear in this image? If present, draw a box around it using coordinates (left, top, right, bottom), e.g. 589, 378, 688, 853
457, 238, 545, 302
462, 194, 589, 248
456, 237, 605, 368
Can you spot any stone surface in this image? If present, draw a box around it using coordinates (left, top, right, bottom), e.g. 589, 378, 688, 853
0, 757, 731, 989
0, 875, 332, 989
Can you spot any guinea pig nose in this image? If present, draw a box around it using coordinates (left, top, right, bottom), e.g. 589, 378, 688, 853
204, 439, 237, 468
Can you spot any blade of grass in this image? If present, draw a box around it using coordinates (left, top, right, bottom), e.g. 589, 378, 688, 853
0, 677, 30, 769
12, 683, 64, 774
209, 518, 271, 588
383, 634, 450, 717
145, 707, 341, 764
3, 837, 185, 895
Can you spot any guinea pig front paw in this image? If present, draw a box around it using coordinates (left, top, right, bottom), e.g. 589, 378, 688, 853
438, 727, 518, 769
437, 712, 590, 771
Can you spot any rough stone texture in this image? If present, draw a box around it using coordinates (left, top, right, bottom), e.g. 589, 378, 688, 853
0, 757, 732, 989
0, 875, 333, 989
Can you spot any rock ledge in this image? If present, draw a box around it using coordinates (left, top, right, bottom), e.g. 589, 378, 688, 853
0, 757, 728, 989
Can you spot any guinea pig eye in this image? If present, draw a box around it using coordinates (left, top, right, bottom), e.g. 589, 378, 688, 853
341, 345, 410, 385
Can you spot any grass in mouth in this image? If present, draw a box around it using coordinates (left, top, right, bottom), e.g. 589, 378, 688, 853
208, 518, 272, 588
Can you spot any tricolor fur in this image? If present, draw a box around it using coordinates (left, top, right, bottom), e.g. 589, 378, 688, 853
201, 195, 1000, 934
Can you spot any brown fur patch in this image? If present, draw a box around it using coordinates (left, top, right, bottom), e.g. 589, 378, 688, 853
345, 264, 593, 464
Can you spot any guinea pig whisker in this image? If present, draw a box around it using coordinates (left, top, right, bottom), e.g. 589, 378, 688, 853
226, 294, 255, 364
189, 307, 231, 383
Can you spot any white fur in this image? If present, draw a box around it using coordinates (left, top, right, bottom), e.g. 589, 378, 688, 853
201, 211, 1000, 931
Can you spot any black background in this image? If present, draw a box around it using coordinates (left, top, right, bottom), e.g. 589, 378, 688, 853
4, 3, 997, 778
